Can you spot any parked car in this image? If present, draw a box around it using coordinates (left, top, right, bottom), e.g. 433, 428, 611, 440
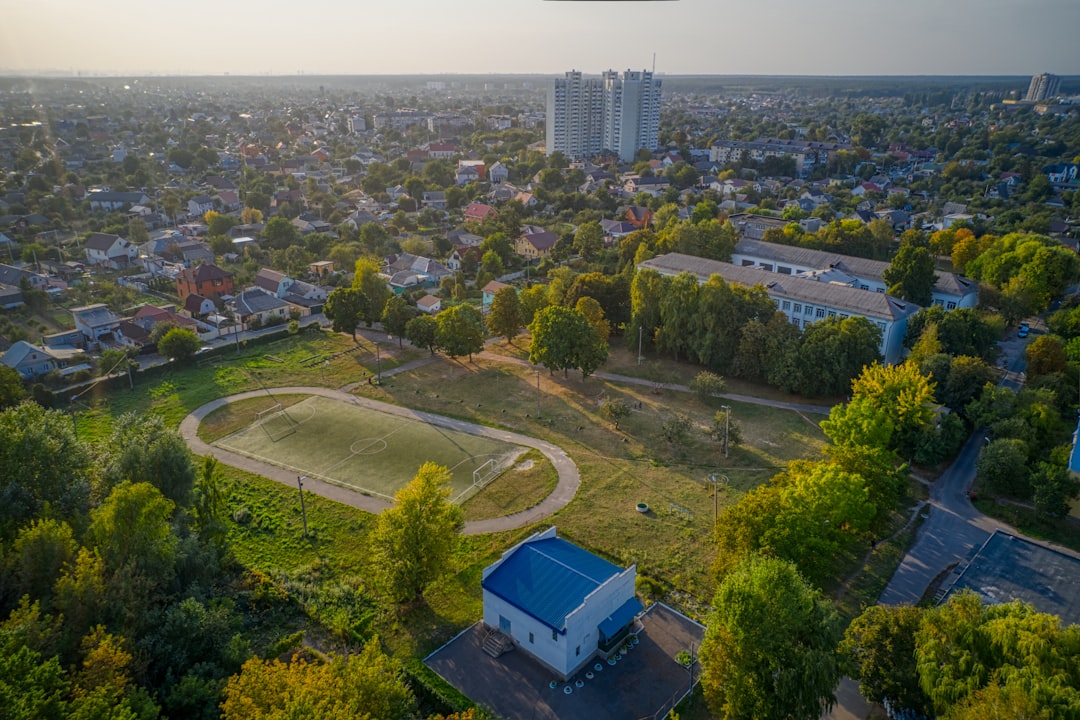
1018, 322, 1029, 339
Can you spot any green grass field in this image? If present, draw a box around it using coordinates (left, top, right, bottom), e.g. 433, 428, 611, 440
213, 395, 526, 502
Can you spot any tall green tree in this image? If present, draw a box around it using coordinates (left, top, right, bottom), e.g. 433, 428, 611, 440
370, 463, 464, 603
157, 327, 200, 363
797, 316, 882, 397
404, 315, 438, 355
841, 605, 931, 716
573, 220, 604, 261
353, 257, 391, 323
324, 287, 368, 340
0, 365, 26, 409
883, 244, 937, 306
380, 295, 415, 348
87, 482, 177, 597
436, 304, 485, 360
99, 413, 196, 506
700, 556, 842, 720
486, 286, 524, 343
529, 305, 608, 379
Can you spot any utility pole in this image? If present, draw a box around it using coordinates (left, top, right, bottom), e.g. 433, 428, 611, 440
296, 475, 309, 537
637, 324, 644, 366
536, 369, 542, 418
375, 340, 382, 384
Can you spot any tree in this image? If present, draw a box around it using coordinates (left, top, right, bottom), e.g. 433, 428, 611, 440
127, 217, 149, 245
690, 371, 727, 399
573, 221, 604, 261
700, 557, 842, 720
324, 287, 368, 340
848, 362, 938, 457
600, 398, 631, 429
1025, 335, 1068, 378
975, 438, 1029, 497
404, 315, 438, 355
529, 305, 608, 379
882, 244, 937, 306
370, 463, 464, 603
486, 286, 524, 343
797, 317, 882, 397
11, 518, 78, 608
87, 482, 177, 596
99, 413, 196, 506
661, 413, 692, 445
157, 327, 200, 363
436, 304, 485, 360
160, 192, 181, 225
261, 216, 299, 250
205, 211, 237, 238
98, 348, 134, 378
353, 257, 391, 323
841, 605, 931, 716
0, 365, 26, 409
574, 296, 611, 343
380, 295, 415, 348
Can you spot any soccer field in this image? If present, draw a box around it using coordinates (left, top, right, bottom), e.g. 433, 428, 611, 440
214, 395, 525, 502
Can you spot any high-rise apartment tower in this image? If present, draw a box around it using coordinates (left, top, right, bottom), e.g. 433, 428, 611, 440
547, 69, 661, 162
1025, 73, 1061, 102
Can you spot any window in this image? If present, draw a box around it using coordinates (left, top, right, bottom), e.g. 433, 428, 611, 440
552, 630, 558, 641
760, 263, 773, 272
860, 284, 869, 290
793, 303, 802, 314
781, 300, 790, 310
828, 310, 836, 317
741, 259, 754, 267
777, 265, 792, 275
876, 288, 885, 293
805, 305, 814, 316
529, 632, 534, 644
576, 646, 581, 656
877, 322, 886, 331
946, 301, 956, 310
791, 317, 801, 327
815, 308, 826, 318
840, 313, 849, 319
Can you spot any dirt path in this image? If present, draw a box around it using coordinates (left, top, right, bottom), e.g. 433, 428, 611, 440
179, 385, 579, 535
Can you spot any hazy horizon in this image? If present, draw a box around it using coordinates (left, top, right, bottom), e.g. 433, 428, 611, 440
2, 0, 1078, 78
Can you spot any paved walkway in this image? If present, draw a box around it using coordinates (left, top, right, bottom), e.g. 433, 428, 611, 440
179, 386, 580, 535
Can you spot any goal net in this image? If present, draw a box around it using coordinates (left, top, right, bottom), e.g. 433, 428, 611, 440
256, 403, 299, 442
472, 458, 503, 489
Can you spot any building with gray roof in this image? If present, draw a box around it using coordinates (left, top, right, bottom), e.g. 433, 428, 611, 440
638, 253, 919, 364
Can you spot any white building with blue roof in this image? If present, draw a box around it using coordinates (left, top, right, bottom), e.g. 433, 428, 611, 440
481, 527, 643, 680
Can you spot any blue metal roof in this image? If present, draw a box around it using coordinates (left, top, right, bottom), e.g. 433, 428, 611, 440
598, 597, 644, 640
482, 537, 622, 632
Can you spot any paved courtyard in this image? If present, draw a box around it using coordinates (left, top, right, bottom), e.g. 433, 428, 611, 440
426, 603, 705, 720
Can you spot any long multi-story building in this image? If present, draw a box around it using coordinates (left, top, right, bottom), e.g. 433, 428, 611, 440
1025, 73, 1061, 102
546, 69, 661, 162
638, 253, 920, 364
709, 138, 851, 177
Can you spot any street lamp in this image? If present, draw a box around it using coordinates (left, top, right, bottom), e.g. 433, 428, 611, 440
536, 368, 542, 418
720, 405, 731, 459
296, 475, 309, 537
374, 340, 382, 384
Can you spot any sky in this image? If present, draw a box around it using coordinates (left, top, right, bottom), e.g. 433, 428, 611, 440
1, 0, 1078, 77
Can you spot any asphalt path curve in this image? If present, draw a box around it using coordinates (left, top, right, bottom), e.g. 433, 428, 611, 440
179, 386, 580, 535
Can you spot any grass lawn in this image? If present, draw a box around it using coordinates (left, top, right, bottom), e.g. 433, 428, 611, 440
214, 394, 526, 502
70, 330, 426, 441
460, 449, 558, 521
354, 352, 828, 602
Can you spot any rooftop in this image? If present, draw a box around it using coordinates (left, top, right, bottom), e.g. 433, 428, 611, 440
482, 536, 622, 632
943, 530, 1080, 626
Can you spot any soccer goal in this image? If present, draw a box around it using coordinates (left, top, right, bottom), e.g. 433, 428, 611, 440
472, 458, 503, 489
256, 403, 299, 442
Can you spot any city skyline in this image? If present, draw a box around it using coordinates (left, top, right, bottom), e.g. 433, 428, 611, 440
1, 0, 1079, 78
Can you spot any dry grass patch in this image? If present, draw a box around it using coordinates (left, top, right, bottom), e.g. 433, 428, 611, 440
461, 449, 558, 521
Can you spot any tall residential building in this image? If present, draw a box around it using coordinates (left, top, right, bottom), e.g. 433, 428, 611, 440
547, 69, 661, 162
1025, 73, 1061, 102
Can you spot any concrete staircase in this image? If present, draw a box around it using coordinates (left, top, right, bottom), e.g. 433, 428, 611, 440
482, 628, 514, 658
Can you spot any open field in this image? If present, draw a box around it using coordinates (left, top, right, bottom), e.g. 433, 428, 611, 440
214, 394, 526, 502
71, 330, 426, 441
354, 352, 829, 600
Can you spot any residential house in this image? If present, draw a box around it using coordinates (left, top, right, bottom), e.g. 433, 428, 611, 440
727, 213, 789, 240
513, 191, 537, 208
623, 176, 670, 196
71, 304, 123, 347
730, 238, 978, 311
309, 260, 335, 277
456, 164, 481, 186
229, 287, 291, 328
599, 219, 637, 245
620, 205, 652, 229
488, 162, 509, 184
481, 528, 641, 680
0, 263, 48, 290
383, 253, 451, 290
447, 246, 481, 272
183, 293, 216, 317
0, 283, 24, 309
84, 233, 136, 269
87, 190, 150, 212
0, 340, 89, 379
639, 253, 920, 364
176, 264, 234, 301
481, 280, 513, 309
463, 202, 498, 223
188, 195, 216, 218
422, 191, 447, 210
416, 294, 442, 315
515, 225, 558, 261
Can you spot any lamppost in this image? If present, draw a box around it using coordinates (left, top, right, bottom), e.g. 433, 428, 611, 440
296, 475, 309, 537
535, 368, 542, 418
720, 404, 731, 459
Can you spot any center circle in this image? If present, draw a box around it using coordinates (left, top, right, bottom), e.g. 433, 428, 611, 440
350, 438, 389, 455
